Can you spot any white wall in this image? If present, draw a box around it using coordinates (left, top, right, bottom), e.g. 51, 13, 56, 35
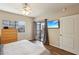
0, 10, 34, 40
48, 29, 60, 48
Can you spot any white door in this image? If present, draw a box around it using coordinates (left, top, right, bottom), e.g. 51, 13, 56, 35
60, 16, 74, 51
74, 15, 79, 53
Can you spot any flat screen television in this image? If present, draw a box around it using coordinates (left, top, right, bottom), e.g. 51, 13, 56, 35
47, 20, 59, 28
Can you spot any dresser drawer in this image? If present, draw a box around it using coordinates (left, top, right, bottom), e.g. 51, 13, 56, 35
1, 28, 17, 44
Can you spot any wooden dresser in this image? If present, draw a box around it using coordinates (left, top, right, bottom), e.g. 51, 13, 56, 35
1, 28, 17, 44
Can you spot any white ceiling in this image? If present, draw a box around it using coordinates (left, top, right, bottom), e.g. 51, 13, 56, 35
0, 3, 79, 18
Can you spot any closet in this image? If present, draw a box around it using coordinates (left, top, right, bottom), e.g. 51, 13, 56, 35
60, 14, 79, 54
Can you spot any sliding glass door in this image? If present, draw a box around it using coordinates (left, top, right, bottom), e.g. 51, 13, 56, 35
34, 21, 45, 43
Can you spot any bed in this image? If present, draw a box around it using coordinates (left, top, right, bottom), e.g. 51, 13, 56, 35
2, 40, 50, 55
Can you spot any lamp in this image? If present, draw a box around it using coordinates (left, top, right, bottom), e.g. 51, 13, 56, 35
22, 3, 32, 15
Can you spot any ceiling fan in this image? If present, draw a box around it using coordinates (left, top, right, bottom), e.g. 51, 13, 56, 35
22, 3, 32, 15
16, 3, 32, 16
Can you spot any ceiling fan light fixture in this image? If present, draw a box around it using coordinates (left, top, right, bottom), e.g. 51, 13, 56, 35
22, 3, 32, 15
22, 11, 30, 15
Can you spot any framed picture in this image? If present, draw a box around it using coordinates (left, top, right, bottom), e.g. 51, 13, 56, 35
47, 20, 60, 29
2, 20, 10, 27
2, 20, 25, 32
18, 25, 25, 32
16, 21, 25, 32
9, 21, 16, 28
2, 20, 16, 28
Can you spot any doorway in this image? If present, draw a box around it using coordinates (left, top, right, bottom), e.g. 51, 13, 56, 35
33, 19, 49, 44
